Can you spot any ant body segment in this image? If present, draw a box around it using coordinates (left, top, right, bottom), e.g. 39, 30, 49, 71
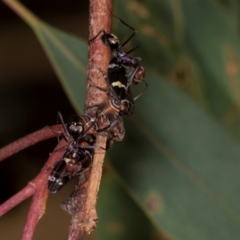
48, 112, 96, 193
89, 15, 147, 93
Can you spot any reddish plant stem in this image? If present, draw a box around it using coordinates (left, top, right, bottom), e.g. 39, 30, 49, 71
0, 125, 63, 162
21, 188, 48, 240
0, 137, 67, 239
21, 140, 67, 240
0, 185, 34, 217
67, 0, 113, 239
0, 125, 64, 218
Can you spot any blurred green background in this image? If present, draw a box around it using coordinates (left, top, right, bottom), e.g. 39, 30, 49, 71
1, 0, 240, 239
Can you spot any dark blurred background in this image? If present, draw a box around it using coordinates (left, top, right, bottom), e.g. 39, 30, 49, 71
0, 1, 94, 239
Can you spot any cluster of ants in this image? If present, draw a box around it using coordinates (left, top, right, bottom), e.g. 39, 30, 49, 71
48, 16, 147, 194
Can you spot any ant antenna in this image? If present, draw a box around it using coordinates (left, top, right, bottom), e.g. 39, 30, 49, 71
88, 30, 107, 43
58, 112, 70, 137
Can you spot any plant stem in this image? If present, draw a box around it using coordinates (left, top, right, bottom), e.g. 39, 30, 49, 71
66, 0, 113, 238
0, 125, 63, 162
21, 140, 67, 240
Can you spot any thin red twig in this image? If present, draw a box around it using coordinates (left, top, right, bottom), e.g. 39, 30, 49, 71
0, 124, 64, 217
0, 185, 34, 217
0, 124, 63, 162
21, 140, 67, 240
0, 136, 67, 240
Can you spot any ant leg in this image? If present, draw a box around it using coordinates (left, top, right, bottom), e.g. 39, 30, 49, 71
133, 80, 148, 101
89, 30, 106, 43
49, 112, 68, 143
57, 112, 70, 138
78, 163, 92, 175
80, 145, 106, 151
89, 67, 111, 96
126, 46, 139, 55
113, 15, 136, 31
113, 15, 137, 48
120, 31, 137, 49
79, 120, 97, 138
88, 67, 110, 93
126, 67, 139, 88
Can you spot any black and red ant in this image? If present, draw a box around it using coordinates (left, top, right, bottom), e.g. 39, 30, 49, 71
48, 112, 96, 193
48, 106, 125, 193
89, 15, 148, 97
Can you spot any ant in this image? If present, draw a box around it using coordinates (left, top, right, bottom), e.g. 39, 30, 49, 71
89, 15, 147, 95
48, 145, 93, 193
48, 112, 97, 193
87, 66, 135, 122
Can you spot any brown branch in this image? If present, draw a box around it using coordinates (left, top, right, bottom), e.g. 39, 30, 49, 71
84, 0, 112, 108
61, 170, 91, 239
0, 124, 63, 162
65, 135, 107, 239
66, 0, 113, 239
79, 135, 106, 232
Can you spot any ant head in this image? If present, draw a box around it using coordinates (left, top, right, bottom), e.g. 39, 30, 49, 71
67, 116, 84, 138
101, 33, 120, 51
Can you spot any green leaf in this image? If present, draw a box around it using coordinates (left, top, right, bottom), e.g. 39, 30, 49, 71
180, 0, 240, 139
4, 0, 87, 114
8, 1, 240, 239
181, 0, 240, 117
96, 171, 160, 240
114, 0, 240, 140
108, 71, 240, 240
35, 24, 88, 113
